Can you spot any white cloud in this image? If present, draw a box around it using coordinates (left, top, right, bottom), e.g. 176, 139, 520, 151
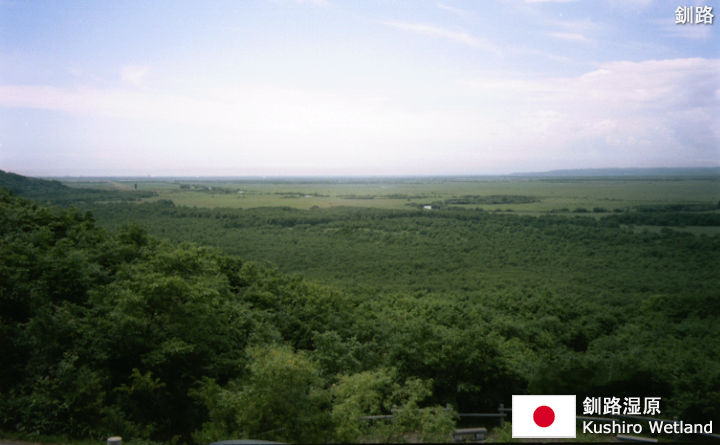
607, 0, 654, 9
267, 0, 329, 5
524, 0, 577, 3
654, 19, 714, 40
378, 20, 500, 53
0, 58, 717, 174
120, 65, 150, 87
437, 2, 469, 16
464, 58, 720, 166
547, 32, 590, 42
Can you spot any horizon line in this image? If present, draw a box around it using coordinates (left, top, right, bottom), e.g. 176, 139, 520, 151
17, 165, 720, 180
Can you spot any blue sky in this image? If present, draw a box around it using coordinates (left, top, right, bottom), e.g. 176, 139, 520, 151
1, 0, 718, 176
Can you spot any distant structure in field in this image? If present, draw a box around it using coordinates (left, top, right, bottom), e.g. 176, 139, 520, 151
423, 205, 432, 210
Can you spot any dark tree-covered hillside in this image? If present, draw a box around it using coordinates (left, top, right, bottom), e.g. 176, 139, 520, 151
0, 170, 155, 205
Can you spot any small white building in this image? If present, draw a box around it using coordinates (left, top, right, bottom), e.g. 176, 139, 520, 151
423, 205, 432, 210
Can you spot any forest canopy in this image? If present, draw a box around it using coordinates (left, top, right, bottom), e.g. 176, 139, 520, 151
1, 176, 719, 443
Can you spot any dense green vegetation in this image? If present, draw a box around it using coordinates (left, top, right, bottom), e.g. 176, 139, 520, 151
89, 201, 720, 298
2, 172, 719, 443
0, 190, 456, 443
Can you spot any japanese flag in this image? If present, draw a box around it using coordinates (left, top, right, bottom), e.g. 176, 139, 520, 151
512, 395, 576, 438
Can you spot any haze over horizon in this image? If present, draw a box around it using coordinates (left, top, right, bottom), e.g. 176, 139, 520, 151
1, 0, 718, 177
3, 166, 718, 181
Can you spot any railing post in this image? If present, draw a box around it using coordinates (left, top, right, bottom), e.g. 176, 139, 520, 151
499, 403, 505, 427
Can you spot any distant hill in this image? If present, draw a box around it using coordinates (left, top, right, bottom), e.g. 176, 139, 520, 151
510, 167, 720, 178
0, 169, 70, 196
0, 170, 155, 204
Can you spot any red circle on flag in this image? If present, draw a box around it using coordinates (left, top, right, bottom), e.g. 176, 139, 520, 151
533, 405, 555, 427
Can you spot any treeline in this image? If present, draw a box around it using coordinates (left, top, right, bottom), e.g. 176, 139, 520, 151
403, 194, 538, 209
600, 203, 720, 226
604, 211, 720, 226
443, 194, 538, 205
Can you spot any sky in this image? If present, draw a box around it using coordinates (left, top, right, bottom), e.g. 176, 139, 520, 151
0, 0, 718, 176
